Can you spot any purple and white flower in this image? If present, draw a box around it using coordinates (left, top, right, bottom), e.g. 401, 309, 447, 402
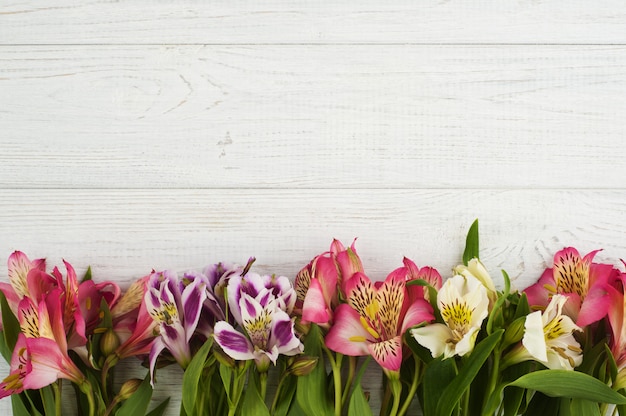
214, 272, 302, 371
144, 270, 208, 381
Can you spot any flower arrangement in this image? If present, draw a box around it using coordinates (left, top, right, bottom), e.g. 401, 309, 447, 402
2, 220, 626, 416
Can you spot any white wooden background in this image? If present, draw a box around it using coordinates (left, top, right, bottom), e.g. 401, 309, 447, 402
1, 1, 626, 414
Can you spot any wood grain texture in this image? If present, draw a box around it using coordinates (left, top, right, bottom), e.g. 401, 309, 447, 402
0, 189, 624, 292
1, 1, 625, 45
1, 45, 625, 189
2, 1, 625, 414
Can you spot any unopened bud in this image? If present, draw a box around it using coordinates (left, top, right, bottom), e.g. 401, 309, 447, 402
117, 378, 143, 401
287, 356, 318, 376
503, 317, 526, 347
100, 329, 121, 357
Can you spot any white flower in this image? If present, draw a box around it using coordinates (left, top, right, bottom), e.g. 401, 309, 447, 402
521, 294, 583, 370
410, 273, 489, 359
454, 258, 497, 305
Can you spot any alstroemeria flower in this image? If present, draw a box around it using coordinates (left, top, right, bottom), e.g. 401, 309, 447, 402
454, 258, 497, 306
504, 294, 582, 370
295, 251, 339, 325
325, 269, 434, 372
0, 251, 48, 319
411, 273, 489, 359
0, 293, 87, 399
214, 272, 302, 371
295, 239, 364, 326
605, 272, 626, 388
403, 257, 442, 303
524, 247, 618, 327
145, 270, 208, 379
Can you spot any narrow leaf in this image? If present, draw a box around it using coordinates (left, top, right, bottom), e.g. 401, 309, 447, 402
0, 291, 20, 361
145, 398, 170, 416
462, 219, 480, 265
436, 329, 504, 416
241, 371, 270, 416
115, 374, 154, 416
11, 395, 32, 416
296, 324, 333, 416
509, 370, 626, 405
182, 337, 213, 414
422, 358, 456, 416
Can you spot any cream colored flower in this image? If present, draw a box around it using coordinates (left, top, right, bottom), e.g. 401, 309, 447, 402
503, 294, 582, 370
410, 273, 489, 359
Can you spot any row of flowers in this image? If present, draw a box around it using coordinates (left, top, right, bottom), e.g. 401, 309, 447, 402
1, 221, 626, 415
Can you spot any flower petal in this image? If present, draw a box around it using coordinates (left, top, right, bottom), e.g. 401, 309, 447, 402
325, 304, 371, 356
302, 279, 330, 324
214, 321, 254, 361
367, 337, 403, 371
410, 324, 453, 358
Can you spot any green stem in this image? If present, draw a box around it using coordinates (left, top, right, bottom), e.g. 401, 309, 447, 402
485, 349, 500, 410
259, 371, 268, 402
270, 375, 288, 413
324, 347, 343, 416
101, 355, 118, 405
52, 381, 62, 416
380, 380, 392, 416
398, 359, 421, 416
341, 356, 357, 405
388, 377, 402, 416
79, 382, 96, 416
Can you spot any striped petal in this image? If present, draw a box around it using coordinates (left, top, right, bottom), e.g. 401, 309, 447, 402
214, 321, 254, 361
367, 336, 403, 372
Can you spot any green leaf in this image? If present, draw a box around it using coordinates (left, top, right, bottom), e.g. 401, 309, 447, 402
509, 370, 626, 405
462, 219, 480, 265
436, 329, 504, 416
182, 337, 213, 414
82, 266, 93, 282
11, 394, 32, 416
422, 357, 456, 416
145, 398, 170, 416
567, 398, 600, 416
348, 357, 373, 416
272, 374, 297, 416
115, 374, 154, 416
296, 325, 333, 416
39, 385, 56, 416
0, 291, 20, 362
241, 371, 270, 416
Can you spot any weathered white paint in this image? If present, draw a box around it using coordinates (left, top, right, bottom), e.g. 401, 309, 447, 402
1, 1, 625, 44
1, 1, 625, 415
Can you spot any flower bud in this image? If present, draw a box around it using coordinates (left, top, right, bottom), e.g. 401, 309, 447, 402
100, 329, 121, 357
116, 378, 143, 401
503, 317, 526, 347
287, 356, 318, 376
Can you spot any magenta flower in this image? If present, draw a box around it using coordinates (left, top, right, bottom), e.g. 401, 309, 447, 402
325, 267, 434, 373
214, 272, 302, 371
145, 270, 208, 379
524, 247, 619, 327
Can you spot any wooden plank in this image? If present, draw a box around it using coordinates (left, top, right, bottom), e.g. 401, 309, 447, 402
0, 188, 624, 291
1, 45, 625, 189
1, 1, 625, 45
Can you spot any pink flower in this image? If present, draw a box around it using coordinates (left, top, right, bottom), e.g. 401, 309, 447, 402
295, 239, 364, 326
325, 268, 434, 373
0, 293, 86, 399
524, 247, 619, 327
